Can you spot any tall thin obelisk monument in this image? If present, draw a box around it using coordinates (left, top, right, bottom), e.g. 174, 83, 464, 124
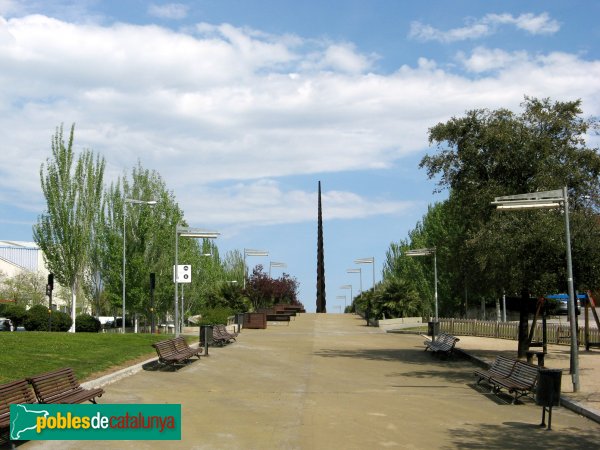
316, 181, 326, 313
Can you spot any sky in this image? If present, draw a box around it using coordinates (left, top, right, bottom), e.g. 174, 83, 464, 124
0, 1, 599, 313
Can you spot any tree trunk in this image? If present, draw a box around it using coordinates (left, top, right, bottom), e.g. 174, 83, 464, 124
517, 289, 529, 358
69, 281, 77, 333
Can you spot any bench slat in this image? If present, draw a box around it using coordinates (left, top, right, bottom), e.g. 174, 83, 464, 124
0, 379, 37, 430
476, 359, 539, 404
28, 368, 104, 404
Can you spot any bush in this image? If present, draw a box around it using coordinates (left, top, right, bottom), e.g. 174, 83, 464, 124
75, 313, 101, 332
197, 307, 235, 326
23, 305, 73, 331
52, 311, 73, 332
2, 304, 27, 326
23, 304, 52, 331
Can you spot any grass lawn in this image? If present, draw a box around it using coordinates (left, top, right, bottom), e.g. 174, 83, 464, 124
0, 332, 194, 384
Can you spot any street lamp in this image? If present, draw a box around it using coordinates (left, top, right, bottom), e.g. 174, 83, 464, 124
175, 226, 220, 337
405, 248, 438, 321
336, 295, 347, 311
340, 284, 353, 311
346, 268, 363, 295
355, 257, 375, 325
269, 261, 287, 277
355, 257, 375, 290
122, 198, 157, 334
492, 187, 579, 392
243, 249, 269, 288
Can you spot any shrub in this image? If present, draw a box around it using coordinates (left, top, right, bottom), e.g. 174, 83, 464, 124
23, 304, 52, 331
23, 305, 73, 331
2, 304, 27, 326
197, 307, 235, 326
75, 313, 101, 332
52, 311, 72, 332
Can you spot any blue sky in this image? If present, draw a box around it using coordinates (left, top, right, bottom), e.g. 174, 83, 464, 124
0, 1, 599, 313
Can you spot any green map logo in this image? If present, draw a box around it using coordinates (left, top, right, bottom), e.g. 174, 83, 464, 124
10, 404, 181, 440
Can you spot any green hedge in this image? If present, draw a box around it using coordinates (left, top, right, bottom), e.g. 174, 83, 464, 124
24, 304, 72, 331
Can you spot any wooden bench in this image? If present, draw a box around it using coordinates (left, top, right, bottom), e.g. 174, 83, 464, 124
424, 333, 460, 356
28, 367, 104, 404
488, 360, 539, 404
173, 336, 203, 359
152, 339, 196, 367
214, 324, 237, 340
474, 355, 517, 387
211, 326, 235, 346
1, 378, 37, 444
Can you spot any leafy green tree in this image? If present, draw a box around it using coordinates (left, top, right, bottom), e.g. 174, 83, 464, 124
420, 97, 600, 355
100, 163, 186, 327
33, 124, 105, 332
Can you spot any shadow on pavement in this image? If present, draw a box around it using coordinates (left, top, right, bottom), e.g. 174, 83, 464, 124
444, 421, 600, 449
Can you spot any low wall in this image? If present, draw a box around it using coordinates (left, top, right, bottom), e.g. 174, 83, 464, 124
378, 317, 424, 331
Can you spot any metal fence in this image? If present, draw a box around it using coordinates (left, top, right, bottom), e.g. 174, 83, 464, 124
438, 318, 599, 346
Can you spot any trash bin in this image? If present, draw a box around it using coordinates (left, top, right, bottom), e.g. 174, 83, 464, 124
427, 321, 439, 337
536, 368, 562, 407
200, 325, 214, 347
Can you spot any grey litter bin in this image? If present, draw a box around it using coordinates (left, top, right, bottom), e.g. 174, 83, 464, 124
200, 325, 214, 347
536, 368, 562, 407
536, 367, 562, 430
427, 321, 439, 337
235, 313, 245, 326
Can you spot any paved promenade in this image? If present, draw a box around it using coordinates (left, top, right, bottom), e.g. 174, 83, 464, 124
21, 314, 600, 449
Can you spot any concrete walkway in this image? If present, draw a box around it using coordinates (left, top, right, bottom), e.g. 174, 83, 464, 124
21, 314, 600, 449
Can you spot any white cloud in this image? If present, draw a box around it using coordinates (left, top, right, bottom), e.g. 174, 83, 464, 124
409, 12, 560, 43
488, 12, 560, 35
458, 47, 529, 73
0, 15, 598, 232
181, 180, 413, 230
148, 3, 189, 20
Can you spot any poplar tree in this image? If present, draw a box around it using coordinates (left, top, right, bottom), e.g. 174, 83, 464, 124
34, 124, 105, 332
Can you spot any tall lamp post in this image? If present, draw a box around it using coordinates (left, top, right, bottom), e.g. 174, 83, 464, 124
269, 261, 287, 277
244, 249, 269, 288
492, 187, 579, 392
355, 257, 375, 289
122, 198, 157, 334
175, 226, 220, 337
405, 248, 438, 321
340, 284, 353, 312
346, 268, 362, 295
355, 257, 375, 325
336, 295, 347, 311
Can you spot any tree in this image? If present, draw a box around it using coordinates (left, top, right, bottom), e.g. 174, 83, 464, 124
33, 124, 105, 332
245, 265, 299, 310
420, 97, 600, 355
0, 270, 46, 307
100, 162, 187, 328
